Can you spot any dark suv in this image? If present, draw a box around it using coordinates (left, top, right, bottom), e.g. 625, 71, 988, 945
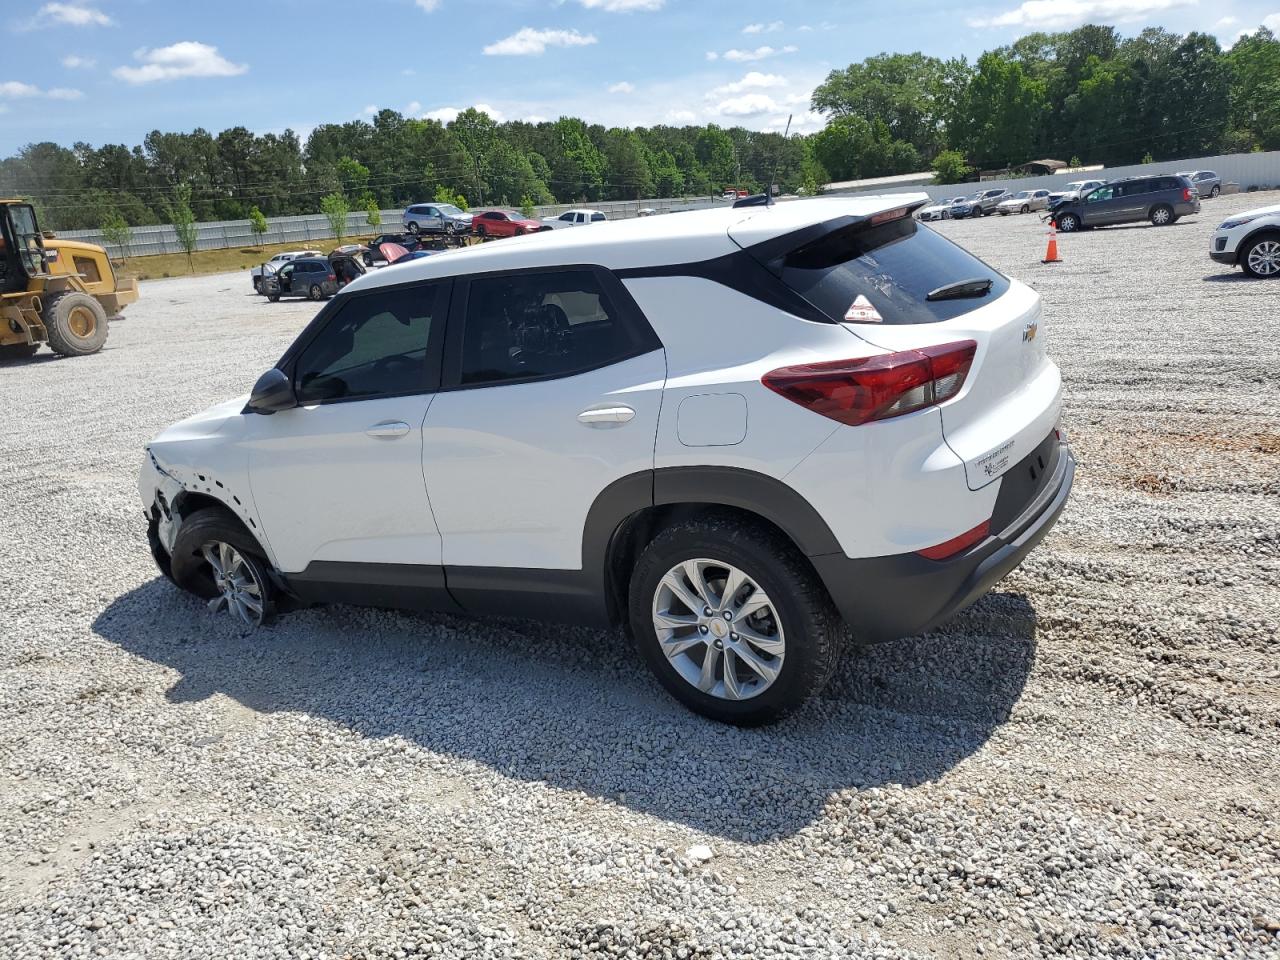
1051, 175, 1200, 232
263, 258, 338, 302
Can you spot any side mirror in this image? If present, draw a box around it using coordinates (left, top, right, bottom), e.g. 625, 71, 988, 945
247, 368, 297, 414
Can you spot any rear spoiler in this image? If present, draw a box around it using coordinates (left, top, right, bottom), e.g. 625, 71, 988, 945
743, 199, 930, 276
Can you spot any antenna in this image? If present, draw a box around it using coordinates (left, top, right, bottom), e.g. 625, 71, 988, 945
768, 114, 792, 206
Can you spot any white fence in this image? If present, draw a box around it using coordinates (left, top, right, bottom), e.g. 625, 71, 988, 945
824, 150, 1280, 202
58, 197, 723, 258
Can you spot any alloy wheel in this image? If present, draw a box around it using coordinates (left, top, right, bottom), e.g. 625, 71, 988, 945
652, 558, 785, 701
1152, 207, 1171, 225
201, 540, 266, 627
1247, 240, 1280, 277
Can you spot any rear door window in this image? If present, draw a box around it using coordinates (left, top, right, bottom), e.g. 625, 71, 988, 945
775, 216, 1010, 325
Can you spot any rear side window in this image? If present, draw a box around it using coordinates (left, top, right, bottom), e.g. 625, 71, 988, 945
294, 284, 444, 403
591, 213, 606, 222
776, 217, 1010, 325
459, 269, 651, 386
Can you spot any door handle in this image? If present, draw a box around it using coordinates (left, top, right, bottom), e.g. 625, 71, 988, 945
366, 420, 411, 439
577, 405, 636, 427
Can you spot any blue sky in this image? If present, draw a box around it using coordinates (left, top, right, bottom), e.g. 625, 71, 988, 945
2, 0, 1278, 153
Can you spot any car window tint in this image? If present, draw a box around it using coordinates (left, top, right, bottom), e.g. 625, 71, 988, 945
295, 285, 442, 403
460, 270, 644, 386
776, 216, 1010, 326
591, 213, 606, 222
1086, 186, 1113, 202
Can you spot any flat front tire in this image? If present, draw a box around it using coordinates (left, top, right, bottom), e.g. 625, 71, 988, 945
169, 507, 274, 628
628, 516, 844, 726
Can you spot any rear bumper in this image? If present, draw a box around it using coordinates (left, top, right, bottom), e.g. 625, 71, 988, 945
812, 439, 1075, 643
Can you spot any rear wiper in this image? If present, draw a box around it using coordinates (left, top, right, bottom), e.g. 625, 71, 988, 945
926, 277, 993, 302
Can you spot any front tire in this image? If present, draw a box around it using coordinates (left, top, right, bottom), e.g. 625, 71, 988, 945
42, 291, 108, 357
407, 222, 420, 234
253, 277, 263, 293
1056, 212, 1080, 233
1241, 234, 1280, 279
268, 292, 280, 302
1021, 204, 1030, 214
169, 507, 274, 627
1150, 204, 1173, 226
0, 342, 39, 362
628, 516, 844, 726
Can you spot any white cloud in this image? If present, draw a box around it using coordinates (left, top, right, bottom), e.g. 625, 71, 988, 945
608, 81, 635, 94
483, 27, 597, 56
720, 45, 798, 62
405, 100, 422, 115
401, 68, 416, 76
743, 20, 783, 34
414, 0, 440, 10
38, 3, 112, 27
577, 0, 664, 10
1213, 15, 1237, 27
1267, 12, 1280, 29
969, 0, 1196, 30
797, 24, 814, 31
525, 114, 549, 123
422, 103, 505, 123
714, 93, 781, 117
61, 54, 96, 68
709, 72, 787, 97
0, 80, 84, 100
705, 51, 719, 60
666, 109, 697, 124
113, 41, 248, 84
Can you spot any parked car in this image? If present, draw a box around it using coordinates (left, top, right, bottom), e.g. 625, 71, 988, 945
950, 189, 1009, 218
1047, 180, 1106, 205
996, 190, 1052, 215
402, 203, 473, 236
917, 197, 966, 222
365, 233, 421, 265
1050, 175, 1200, 232
1208, 202, 1280, 278
251, 250, 322, 293
637, 207, 658, 217
139, 193, 1073, 725
1178, 170, 1221, 199
471, 209, 548, 238
541, 208, 608, 229
261, 257, 338, 301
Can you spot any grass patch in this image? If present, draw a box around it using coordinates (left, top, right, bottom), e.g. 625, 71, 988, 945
115, 236, 378, 281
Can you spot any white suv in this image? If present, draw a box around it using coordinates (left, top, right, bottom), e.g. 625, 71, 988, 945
1209, 202, 1280, 278
140, 195, 1074, 725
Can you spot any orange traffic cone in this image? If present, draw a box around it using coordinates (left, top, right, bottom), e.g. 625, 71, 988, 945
1042, 224, 1062, 264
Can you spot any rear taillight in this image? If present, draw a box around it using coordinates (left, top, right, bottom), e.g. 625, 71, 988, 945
761, 340, 977, 427
916, 519, 990, 560
327, 273, 336, 281
1182, 188, 1193, 202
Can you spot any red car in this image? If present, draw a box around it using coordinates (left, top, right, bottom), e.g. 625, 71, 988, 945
471, 209, 548, 239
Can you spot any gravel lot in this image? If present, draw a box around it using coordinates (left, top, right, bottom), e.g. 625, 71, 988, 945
2, 193, 1278, 959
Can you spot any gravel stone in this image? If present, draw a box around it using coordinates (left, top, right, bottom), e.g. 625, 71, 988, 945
1, 194, 1278, 958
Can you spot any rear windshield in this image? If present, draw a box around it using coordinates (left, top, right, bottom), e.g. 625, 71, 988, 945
776, 217, 1010, 325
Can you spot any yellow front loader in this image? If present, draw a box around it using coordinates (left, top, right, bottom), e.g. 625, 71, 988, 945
0, 199, 139, 361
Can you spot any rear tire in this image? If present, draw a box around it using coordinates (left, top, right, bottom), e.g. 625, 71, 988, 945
407, 222, 420, 234
169, 507, 275, 627
1150, 204, 1173, 226
42, 291, 108, 357
1021, 204, 1030, 214
1209, 185, 1221, 198
627, 515, 845, 726
308, 284, 323, 301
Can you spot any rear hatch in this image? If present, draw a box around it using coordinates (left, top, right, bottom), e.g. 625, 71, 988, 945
730, 202, 1061, 490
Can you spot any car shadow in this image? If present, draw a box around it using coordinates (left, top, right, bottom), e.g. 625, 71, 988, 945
1201, 272, 1252, 283
92, 581, 1037, 842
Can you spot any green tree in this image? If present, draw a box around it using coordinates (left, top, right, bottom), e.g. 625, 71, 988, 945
248, 205, 269, 248
365, 197, 382, 230
932, 149, 969, 184
321, 191, 350, 240
336, 156, 371, 198
1226, 27, 1280, 149
433, 184, 468, 209
811, 52, 953, 158
100, 210, 133, 261
949, 51, 1046, 167
520, 195, 535, 217
167, 184, 198, 272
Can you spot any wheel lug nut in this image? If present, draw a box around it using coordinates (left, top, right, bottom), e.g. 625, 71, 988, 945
703, 607, 712, 617
723, 611, 732, 620
729, 632, 737, 640
699, 625, 709, 635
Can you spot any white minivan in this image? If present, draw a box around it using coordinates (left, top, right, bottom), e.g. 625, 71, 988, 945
141, 195, 1074, 725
